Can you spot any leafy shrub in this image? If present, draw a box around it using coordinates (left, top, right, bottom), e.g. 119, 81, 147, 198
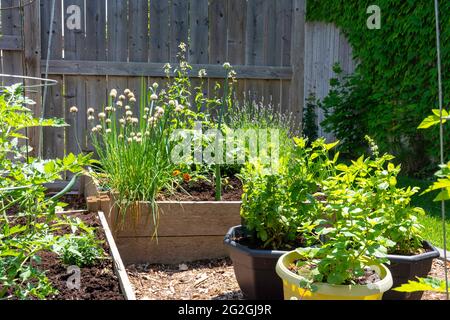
302, 93, 319, 142
240, 138, 338, 249
318, 137, 425, 255
320, 66, 372, 156
308, 1, 450, 174
419, 109, 450, 202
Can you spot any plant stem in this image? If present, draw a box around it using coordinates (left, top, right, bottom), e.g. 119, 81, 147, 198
215, 70, 230, 201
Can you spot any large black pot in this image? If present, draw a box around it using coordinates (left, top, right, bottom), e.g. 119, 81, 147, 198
224, 225, 287, 300
384, 241, 440, 300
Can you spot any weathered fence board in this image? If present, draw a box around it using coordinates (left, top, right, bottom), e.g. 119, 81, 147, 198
304, 21, 356, 140
128, 0, 149, 63
149, 0, 170, 63
170, 0, 189, 63
1, 0, 24, 85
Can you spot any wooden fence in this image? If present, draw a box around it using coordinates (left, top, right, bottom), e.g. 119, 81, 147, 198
0, 0, 306, 162
304, 21, 356, 141
0, 1, 354, 184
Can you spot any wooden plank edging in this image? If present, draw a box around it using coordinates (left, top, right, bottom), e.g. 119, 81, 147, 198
98, 211, 136, 301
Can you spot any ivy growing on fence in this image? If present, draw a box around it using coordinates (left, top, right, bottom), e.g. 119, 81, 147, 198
307, 0, 450, 175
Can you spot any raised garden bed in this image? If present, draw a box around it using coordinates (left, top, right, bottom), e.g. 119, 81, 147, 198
85, 176, 242, 265
107, 199, 241, 265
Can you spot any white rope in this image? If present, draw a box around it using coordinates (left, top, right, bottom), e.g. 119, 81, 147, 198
434, 0, 449, 300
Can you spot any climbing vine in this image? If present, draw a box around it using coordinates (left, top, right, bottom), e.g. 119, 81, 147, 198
307, 0, 450, 175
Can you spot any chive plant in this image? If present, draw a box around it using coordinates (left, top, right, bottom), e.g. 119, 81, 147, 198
88, 44, 230, 233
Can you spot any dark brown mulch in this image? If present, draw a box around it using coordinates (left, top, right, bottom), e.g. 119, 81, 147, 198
39, 212, 124, 300
421, 259, 450, 301
127, 258, 243, 300
58, 194, 87, 211
157, 176, 243, 201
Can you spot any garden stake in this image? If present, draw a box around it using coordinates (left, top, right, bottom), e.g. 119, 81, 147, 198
434, 0, 449, 300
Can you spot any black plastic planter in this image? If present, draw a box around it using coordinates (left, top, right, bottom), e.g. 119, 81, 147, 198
384, 241, 440, 300
224, 226, 287, 300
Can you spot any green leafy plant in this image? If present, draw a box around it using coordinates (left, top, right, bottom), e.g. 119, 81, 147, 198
240, 137, 338, 249
308, 1, 450, 174
53, 217, 104, 267
0, 84, 92, 299
394, 277, 449, 294
303, 93, 320, 142
294, 212, 393, 289
323, 137, 426, 255
419, 110, 450, 201
320, 65, 372, 157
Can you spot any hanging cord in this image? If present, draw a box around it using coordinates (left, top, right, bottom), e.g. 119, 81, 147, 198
39, 0, 57, 159
18, 0, 29, 163
434, 0, 449, 300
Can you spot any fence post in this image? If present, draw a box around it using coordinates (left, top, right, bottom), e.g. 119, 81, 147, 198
24, 0, 42, 157
290, 0, 306, 130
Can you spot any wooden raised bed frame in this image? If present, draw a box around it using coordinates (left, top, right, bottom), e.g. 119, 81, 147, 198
84, 177, 242, 265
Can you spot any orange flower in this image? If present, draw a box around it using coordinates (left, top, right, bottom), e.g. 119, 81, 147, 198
183, 173, 191, 183
172, 170, 181, 177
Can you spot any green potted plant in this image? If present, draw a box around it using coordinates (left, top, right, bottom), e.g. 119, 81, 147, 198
326, 136, 440, 300
224, 137, 339, 299
276, 161, 395, 300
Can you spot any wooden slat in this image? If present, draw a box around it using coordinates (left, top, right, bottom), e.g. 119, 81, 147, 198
84, 1, 107, 151
41, 0, 64, 159
209, 0, 228, 65
227, 0, 247, 102
0, 35, 22, 50
189, 0, 209, 64
43, 75, 65, 159
98, 211, 137, 300
24, 0, 42, 157
280, 0, 293, 113
64, 76, 86, 154
263, 0, 281, 108
63, 0, 85, 157
85, 76, 107, 151
64, 0, 84, 60
109, 201, 242, 237
170, 0, 189, 62
115, 235, 231, 265
1, 0, 23, 86
107, 76, 129, 120
149, 0, 170, 62
245, 0, 264, 66
107, 0, 128, 62
85, 0, 106, 61
227, 0, 246, 66
128, 0, 149, 63
244, 0, 266, 102
290, 0, 306, 129
40, 0, 63, 60
43, 60, 293, 79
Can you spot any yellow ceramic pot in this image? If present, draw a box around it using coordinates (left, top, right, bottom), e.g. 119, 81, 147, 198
276, 251, 393, 300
